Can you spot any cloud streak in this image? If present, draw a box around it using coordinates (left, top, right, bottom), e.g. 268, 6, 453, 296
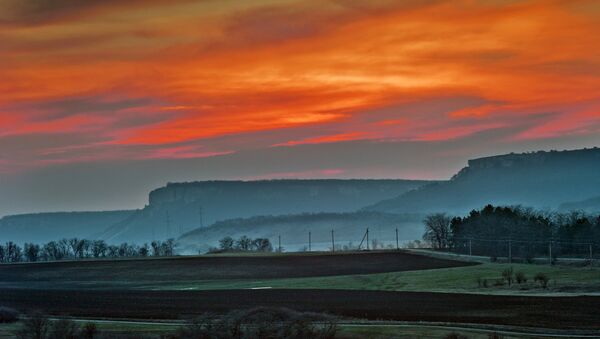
0, 0, 600, 174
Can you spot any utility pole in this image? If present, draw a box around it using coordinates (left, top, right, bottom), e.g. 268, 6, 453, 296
469, 239, 472, 256
308, 231, 311, 252
278, 235, 281, 253
366, 228, 370, 250
395, 228, 399, 250
331, 229, 335, 253
508, 239, 512, 264
590, 244, 593, 268
549, 241, 553, 265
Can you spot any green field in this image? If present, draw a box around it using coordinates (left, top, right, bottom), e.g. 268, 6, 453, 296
149, 261, 600, 295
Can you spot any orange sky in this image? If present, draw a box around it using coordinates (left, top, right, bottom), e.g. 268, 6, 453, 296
1, 0, 600, 173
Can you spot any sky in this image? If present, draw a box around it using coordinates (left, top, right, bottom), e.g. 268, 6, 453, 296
1, 0, 600, 215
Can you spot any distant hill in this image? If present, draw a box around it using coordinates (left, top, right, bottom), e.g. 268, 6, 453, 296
0, 210, 136, 244
177, 211, 424, 254
559, 196, 600, 213
365, 148, 600, 214
100, 180, 432, 244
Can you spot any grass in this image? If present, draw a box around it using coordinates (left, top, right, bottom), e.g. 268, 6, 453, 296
0, 320, 177, 338
337, 325, 530, 339
150, 262, 600, 295
0, 321, 562, 339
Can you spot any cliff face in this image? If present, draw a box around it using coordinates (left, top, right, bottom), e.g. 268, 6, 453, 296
366, 148, 600, 214
100, 179, 432, 244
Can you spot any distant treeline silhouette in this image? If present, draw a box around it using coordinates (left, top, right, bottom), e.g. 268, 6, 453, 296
424, 205, 600, 260
209, 236, 274, 253
0, 238, 177, 263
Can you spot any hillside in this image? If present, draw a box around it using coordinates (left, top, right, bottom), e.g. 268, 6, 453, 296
365, 148, 600, 214
100, 179, 431, 244
177, 211, 424, 254
559, 196, 600, 213
0, 210, 136, 244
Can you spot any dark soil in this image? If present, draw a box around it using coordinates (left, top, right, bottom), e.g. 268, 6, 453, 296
0, 251, 473, 288
1, 289, 598, 330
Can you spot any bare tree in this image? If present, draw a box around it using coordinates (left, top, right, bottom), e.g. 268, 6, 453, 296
24, 243, 40, 262
423, 213, 452, 249
219, 236, 234, 251
236, 236, 252, 251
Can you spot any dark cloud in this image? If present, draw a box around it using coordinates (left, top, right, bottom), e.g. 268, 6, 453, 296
22, 95, 156, 121
0, 0, 192, 26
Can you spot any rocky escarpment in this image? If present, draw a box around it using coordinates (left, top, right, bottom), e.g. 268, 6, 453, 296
100, 179, 432, 243
366, 148, 600, 214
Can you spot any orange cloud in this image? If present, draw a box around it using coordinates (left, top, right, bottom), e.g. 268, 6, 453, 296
1, 0, 600, 171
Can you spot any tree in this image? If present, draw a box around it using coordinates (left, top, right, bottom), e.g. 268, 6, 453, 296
151, 241, 162, 256
24, 243, 40, 262
161, 239, 176, 256
236, 236, 252, 251
138, 243, 149, 257
219, 236, 235, 251
252, 238, 273, 252
5, 242, 22, 262
423, 213, 452, 249
107, 245, 119, 258
91, 240, 107, 258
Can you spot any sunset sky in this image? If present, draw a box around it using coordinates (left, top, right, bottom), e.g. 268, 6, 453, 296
1, 0, 600, 215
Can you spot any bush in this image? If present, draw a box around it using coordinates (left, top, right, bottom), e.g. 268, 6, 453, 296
488, 332, 504, 339
501, 267, 514, 286
82, 323, 97, 339
0, 306, 19, 323
16, 312, 50, 339
174, 307, 336, 339
48, 319, 80, 339
534, 272, 550, 289
445, 332, 468, 339
515, 271, 527, 284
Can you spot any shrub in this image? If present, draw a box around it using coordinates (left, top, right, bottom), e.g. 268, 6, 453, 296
48, 319, 80, 339
82, 323, 97, 339
515, 271, 527, 284
494, 279, 505, 286
488, 332, 504, 339
15, 312, 50, 339
445, 332, 468, 339
482, 279, 488, 288
175, 307, 336, 339
0, 306, 19, 323
534, 272, 550, 289
501, 267, 514, 286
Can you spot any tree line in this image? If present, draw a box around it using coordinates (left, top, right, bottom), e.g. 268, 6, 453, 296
0, 238, 177, 263
423, 205, 600, 259
209, 235, 274, 253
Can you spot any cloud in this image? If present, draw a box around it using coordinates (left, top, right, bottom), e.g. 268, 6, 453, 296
1, 0, 600, 176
